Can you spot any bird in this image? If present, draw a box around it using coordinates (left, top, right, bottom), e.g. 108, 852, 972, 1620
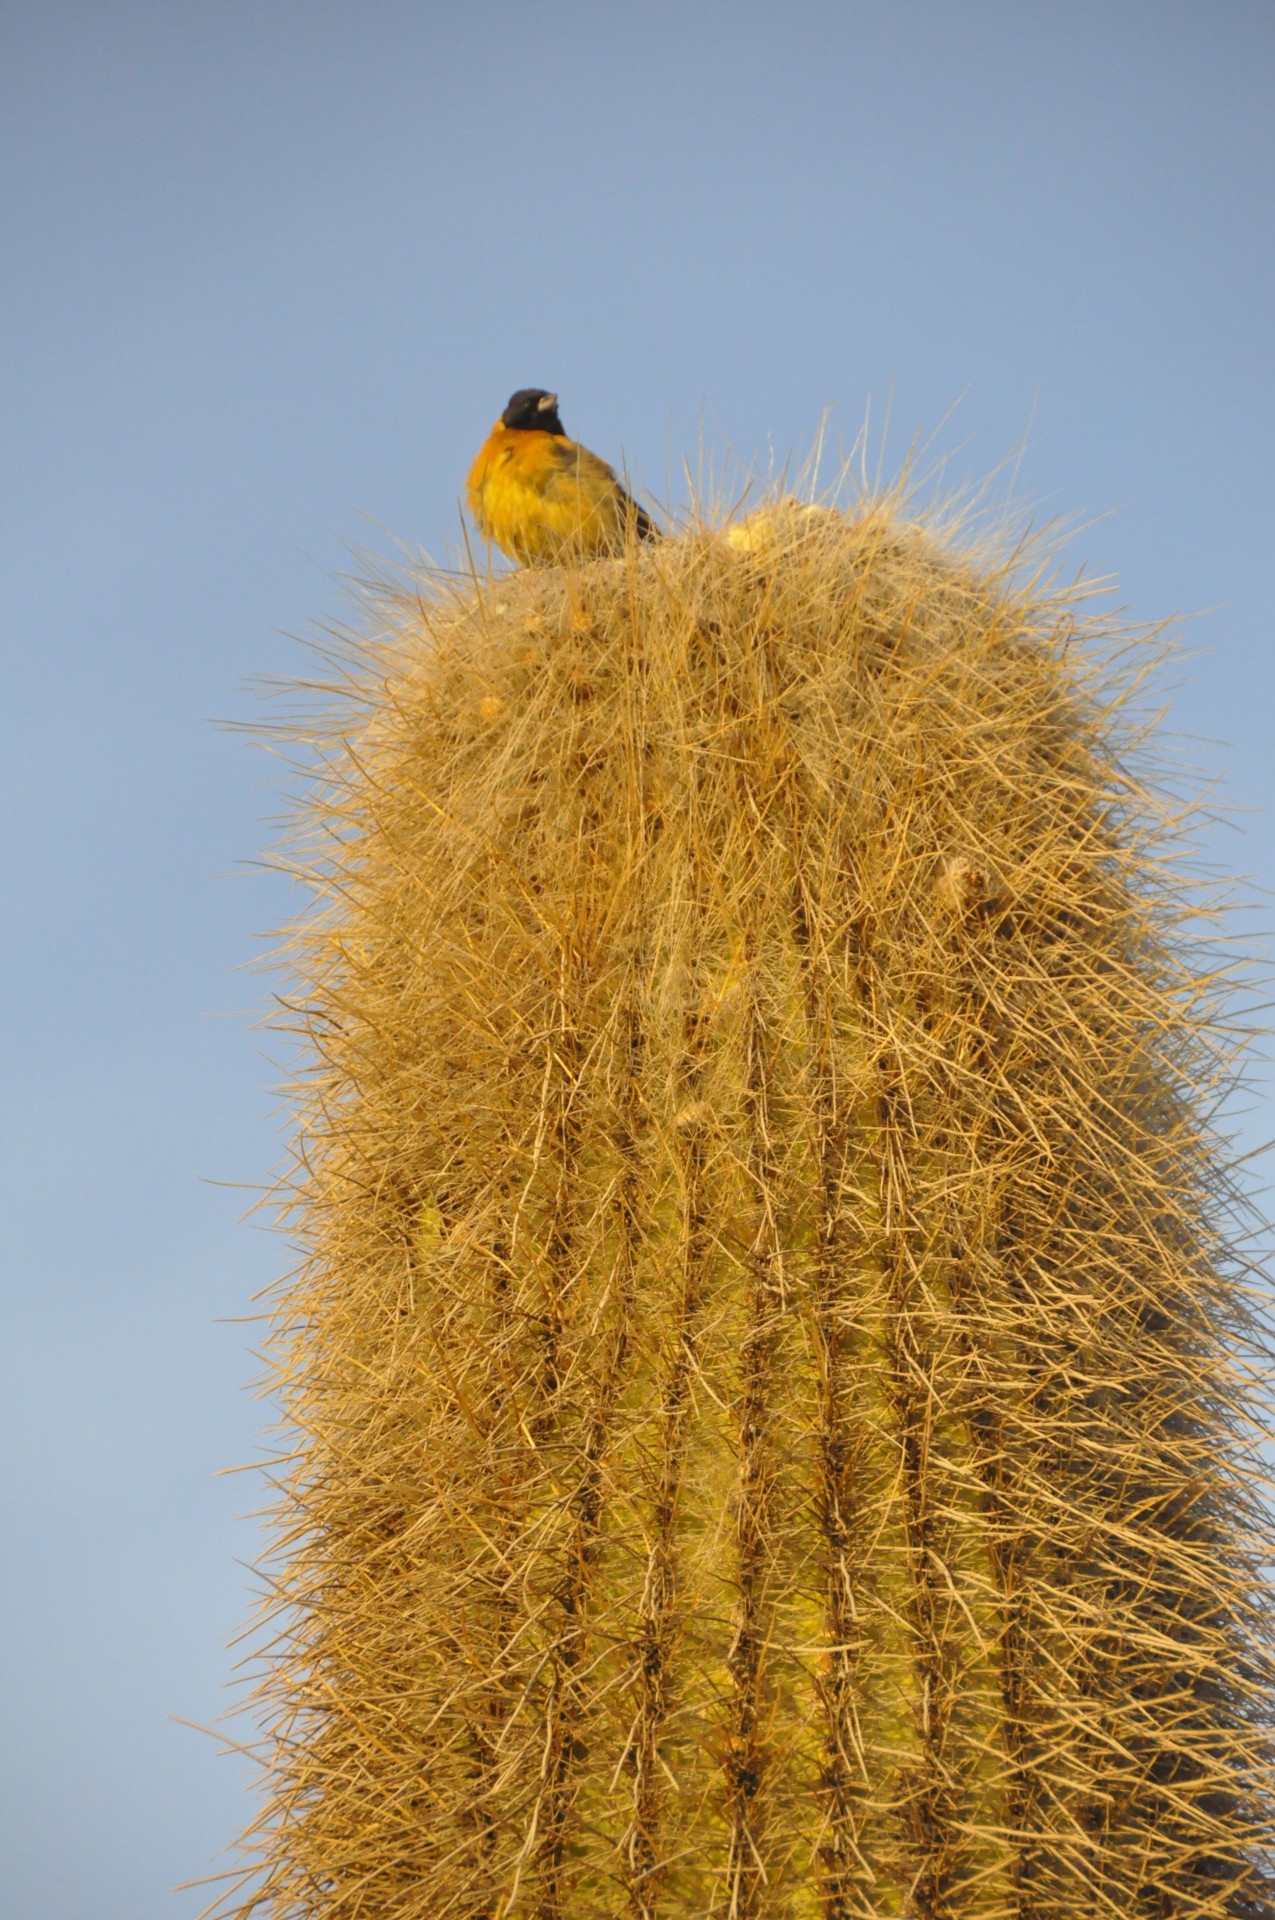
466, 388, 659, 565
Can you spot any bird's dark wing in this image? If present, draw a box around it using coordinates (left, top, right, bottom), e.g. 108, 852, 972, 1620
547, 438, 660, 543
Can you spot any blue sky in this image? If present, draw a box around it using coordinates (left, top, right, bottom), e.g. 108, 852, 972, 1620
2, 4, 1273, 1914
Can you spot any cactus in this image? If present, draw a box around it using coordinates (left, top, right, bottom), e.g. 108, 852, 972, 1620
227, 496, 1275, 1919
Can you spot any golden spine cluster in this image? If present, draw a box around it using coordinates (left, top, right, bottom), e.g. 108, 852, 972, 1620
225, 498, 1275, 1919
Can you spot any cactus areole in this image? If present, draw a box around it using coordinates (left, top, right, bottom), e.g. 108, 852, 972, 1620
226, 500, 1275, 1919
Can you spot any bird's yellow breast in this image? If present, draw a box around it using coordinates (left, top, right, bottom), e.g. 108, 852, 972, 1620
466, 424, 631, 564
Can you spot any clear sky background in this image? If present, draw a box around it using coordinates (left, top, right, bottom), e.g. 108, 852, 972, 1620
2, 3, 1273, 1915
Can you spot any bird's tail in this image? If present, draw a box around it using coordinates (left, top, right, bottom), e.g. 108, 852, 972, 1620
626, 493, 661, 542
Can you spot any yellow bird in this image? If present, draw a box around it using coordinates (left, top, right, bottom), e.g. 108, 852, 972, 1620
466, 388, 659, 565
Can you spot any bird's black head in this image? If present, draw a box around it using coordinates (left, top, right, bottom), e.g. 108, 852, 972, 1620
501, 388, 565, 435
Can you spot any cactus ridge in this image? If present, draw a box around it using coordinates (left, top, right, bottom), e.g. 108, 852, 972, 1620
224, 499, 1275, 1920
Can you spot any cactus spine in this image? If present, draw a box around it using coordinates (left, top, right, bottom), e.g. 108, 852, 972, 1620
229, 499, 1275, 1920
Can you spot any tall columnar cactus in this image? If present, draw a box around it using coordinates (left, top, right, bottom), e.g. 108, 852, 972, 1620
229, 499, 1275, 1920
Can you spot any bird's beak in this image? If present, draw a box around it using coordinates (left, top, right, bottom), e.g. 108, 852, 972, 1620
538, 393, 558, 411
